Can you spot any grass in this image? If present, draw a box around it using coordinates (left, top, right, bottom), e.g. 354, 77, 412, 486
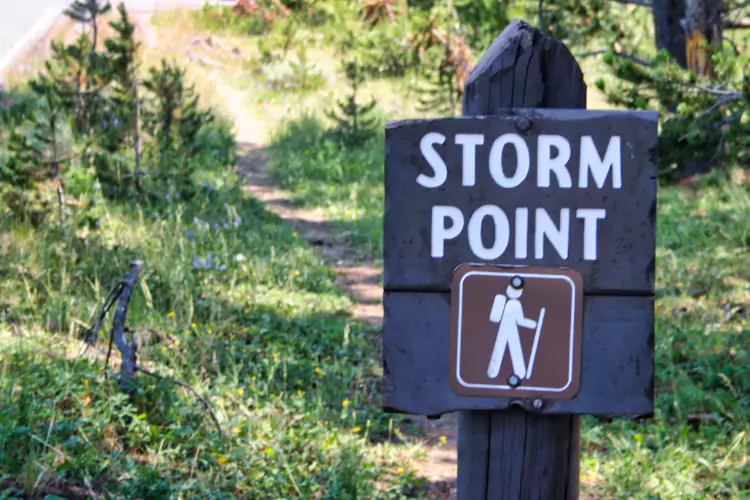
0, 7, 429, 497
153, 5, 750, 499
2, 2, 748, 498
0, 156, 425, 497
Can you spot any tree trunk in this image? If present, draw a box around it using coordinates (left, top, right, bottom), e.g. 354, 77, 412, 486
653, 0, 687, 67
685, 0, 724, 76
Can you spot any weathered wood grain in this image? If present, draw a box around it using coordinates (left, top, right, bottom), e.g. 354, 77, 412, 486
384, 110, 659, 295
455, 20, 586, 500
382, 291, 654, 416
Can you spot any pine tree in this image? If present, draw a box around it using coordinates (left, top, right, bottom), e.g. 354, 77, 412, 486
455, 0, 508, 50
63, 0, 113, 131
325, 59, 378, 145
101, 2, 140, 152
4, 85, 72, 224
598, 48, 750, 180
64, 0, 112, 53
415, 30, 472, 117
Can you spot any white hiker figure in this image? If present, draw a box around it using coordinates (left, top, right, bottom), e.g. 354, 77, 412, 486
487, 277, 545, 381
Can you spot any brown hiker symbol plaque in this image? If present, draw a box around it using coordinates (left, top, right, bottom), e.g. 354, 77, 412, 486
449, 264, 584, 400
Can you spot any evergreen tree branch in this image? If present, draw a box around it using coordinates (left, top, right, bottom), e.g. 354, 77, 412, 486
133, 76, 142, 195
612, 0, 652, 7
724, 20, 750, 29
697, 94, 743, 118
575, 49, 652, 66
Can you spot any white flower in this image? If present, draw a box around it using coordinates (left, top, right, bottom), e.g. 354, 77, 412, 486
235, 254, 246, 262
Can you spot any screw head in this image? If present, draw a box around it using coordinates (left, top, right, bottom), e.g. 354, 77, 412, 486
515, 116, 532, 133
511, 276, 524, 289
533, 399, 543, 409
508, 375, 520, 387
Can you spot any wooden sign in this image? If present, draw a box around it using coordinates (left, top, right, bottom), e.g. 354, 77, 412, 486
449, 265, 583, 400
384, 109, 658, 295
381, 19, 658, 499
382, 74, 657, 419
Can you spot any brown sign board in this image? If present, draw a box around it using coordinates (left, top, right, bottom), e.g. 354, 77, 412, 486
449, 265, 583, 400
381, 108, 657, 417
382, 291, 654, 417
384, 109, 658, 295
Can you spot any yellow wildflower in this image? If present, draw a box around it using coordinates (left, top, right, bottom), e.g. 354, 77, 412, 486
397, 467, 405, 474
167, 311, 175, 318
440, 435, 447, 444
216, 399, 224, 406
352, 426, 361, 433
315, 367, 320, 373
218, 455, 229, 464
342, 399, 350, 407
292, 232, 298, 236
83, 380, 89, 386
238, 389, 244, 396
19, 361, 25, 366
161, 346, 167, 352
208, 329, 213, 334
174, 339, 180, 346
294, 270, 300, 276
192, 323, 197, 328
252, 376, 257, 381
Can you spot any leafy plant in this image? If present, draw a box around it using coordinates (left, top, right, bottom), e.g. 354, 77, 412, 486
325, 58, 379, 145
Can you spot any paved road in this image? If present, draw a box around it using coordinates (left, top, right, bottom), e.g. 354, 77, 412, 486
0, 0, 224, 75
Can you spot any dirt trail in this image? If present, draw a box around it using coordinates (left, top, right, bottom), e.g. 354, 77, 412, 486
136, 14, 459, 498
231, 103, 460, 499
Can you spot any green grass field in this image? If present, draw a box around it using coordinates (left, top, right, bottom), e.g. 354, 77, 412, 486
1, 3, 748, 499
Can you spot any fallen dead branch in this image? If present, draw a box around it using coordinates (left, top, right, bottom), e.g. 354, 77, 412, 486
79, 260, 224, 437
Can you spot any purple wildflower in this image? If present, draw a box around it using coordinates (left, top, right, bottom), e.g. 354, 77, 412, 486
175, 193, 181, 199
209, 184, 215, 192
103, 119, 109, 128
187, 230, 194, 239
165, 194, 171, 202
214, 223, 220, 230
193, 216, 200, 224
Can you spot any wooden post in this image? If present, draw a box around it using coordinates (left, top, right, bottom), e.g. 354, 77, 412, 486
457, 19, 586, 500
